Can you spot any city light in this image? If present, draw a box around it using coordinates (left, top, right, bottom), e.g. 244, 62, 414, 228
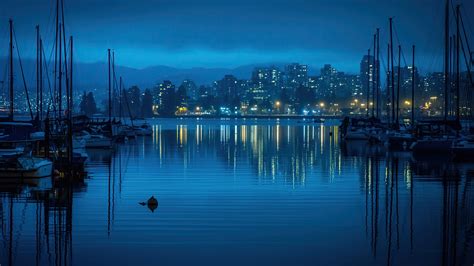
71, 58, 452, 118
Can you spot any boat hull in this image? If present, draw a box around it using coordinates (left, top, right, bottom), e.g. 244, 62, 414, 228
452, 141, 474, 160
411, 139, 454, 154
0, 161, 53, 178
388, 135, 416, 150
344, 131, 369, 141
85, 138, 113, 149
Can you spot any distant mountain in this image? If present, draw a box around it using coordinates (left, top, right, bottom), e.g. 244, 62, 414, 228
0, 57, 313, 93
75, 62, 298, 89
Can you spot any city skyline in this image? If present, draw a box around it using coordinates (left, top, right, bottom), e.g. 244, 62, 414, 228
0, 0, 473, 72
6, 56, 460, 118
3, 54, 469, 110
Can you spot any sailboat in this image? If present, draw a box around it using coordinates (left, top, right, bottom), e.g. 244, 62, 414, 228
410, 0, 461, 156
449, 5, 474, 160
452, 135, 474, 160
0, 155, 53, 178
0, 19, 53, 178
386, 41, 418, 150
133, 122, 153, 136
77, 130, 113, 148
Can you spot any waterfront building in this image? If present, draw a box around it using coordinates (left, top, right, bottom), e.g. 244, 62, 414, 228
285, 63, 308, 91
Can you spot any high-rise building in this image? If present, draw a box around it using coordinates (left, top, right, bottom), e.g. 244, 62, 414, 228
360, 55, 379, 102
249, 67, 282, 102
393, 65, 421, 105
216, 75, 239, 100
308, 76, 320, 98
318, 64, 338, 100
154, 80, 175, 107
346, 75, 362, 98
285, 63, 308, 90
422, 72, 444, 110
179, 79, 198, 101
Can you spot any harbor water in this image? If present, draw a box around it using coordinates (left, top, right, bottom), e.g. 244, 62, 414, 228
0, 118, 473, 266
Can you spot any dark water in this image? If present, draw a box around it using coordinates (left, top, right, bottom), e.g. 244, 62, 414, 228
1, 118, 473, 266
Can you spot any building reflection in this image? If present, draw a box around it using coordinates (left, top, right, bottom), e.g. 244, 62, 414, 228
134, 121, 474, 265
149, 122, 343, 186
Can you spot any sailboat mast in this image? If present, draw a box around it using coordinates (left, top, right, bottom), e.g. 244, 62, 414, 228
40, 39, 43, 120
390, 18, 395, 127
455, 5, 460, 123
69, 36, 73, 116
9, 19, 14, 120
396, 45, 401, 128
119, 76, 123, 120
54, 0, 59, 113
59, 23, 63, 118
412, 45, 415, 126
36, 25, 40, 119
108, 49, 112, 123
112, 51, 116, 120
387, 44, 391, 125
367, 48, 370, 117
68, 36, 74, 164
372, 34, 376, 118
444, 0, 449, 124
376, 28, 380, 119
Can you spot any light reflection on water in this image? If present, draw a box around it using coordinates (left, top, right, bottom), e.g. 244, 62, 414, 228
0, 118, 473, 266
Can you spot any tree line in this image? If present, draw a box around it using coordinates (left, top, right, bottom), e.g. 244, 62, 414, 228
79, 86, 154, 118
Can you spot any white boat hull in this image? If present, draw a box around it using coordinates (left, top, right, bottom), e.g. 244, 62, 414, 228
86, 138, 113, 148
0, 159, 53, 178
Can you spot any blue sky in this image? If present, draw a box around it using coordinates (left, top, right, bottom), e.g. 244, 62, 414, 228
0, 0, 473, 73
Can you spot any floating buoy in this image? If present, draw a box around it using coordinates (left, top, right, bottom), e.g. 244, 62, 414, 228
147, 196, 158, 206
139, 196, 159, 212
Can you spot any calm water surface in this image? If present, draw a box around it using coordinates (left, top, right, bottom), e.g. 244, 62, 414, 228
1, 118, 473, 266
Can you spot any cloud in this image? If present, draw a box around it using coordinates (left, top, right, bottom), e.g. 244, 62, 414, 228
0, 0, 472, 71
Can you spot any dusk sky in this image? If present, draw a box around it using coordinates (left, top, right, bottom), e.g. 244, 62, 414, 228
0, 0, 473, 73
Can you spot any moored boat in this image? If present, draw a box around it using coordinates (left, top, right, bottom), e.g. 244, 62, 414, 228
133, 123, 153, 136
411, 137, 455, 154
75, 131, 113, 149
85, 134, 113, 148
0, 156, 53, 178
451, 135, 474, 160
387, 131, 416, 150
410, 120, 460, 155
